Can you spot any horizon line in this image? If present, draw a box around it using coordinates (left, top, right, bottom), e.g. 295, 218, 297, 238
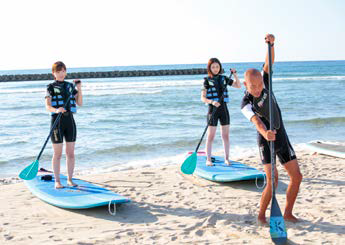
1, 59, 344, 72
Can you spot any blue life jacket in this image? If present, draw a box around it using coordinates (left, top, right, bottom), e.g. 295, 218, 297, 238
47, 81, 77, 115
205, 75, 229, 103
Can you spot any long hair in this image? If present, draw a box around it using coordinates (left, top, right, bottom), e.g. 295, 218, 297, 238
207, 58, 222, 77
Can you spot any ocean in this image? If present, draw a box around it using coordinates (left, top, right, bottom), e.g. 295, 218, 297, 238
1, 60, 344, 178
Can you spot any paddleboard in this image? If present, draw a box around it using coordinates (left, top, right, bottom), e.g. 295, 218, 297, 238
188, 152, 265, 182
305, 141, 345, 159
25, 174, 130, 209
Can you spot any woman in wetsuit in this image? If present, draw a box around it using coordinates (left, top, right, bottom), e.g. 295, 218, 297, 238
201, 58, 241, 166
45, 61, 83, 189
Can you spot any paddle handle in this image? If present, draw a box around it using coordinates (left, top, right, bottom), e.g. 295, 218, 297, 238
36, 88, 76, 161
267, 42, 276, 195
194, 72, 233, 153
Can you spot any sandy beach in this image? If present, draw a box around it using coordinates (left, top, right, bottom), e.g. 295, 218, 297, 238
1, 147, 344, 245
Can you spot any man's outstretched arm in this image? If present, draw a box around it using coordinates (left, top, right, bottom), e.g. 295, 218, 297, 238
263, 33, 275, 74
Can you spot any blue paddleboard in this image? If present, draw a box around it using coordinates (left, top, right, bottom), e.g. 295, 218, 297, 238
25, 174, 130, 209
192, 153, 265, 182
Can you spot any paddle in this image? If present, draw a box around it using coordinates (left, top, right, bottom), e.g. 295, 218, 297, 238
267, 41, 288, 244
181, 71, 233, 174
19, 84, 76, 180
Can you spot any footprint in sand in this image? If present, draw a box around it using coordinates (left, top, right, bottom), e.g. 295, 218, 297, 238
155, 192, 170, 197
204, 213, 221, 227
4, 233, 14, 241
195, 229, 204, 236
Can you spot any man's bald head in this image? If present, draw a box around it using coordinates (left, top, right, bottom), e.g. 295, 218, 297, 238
244, 68, 264, 98
244, 69, 262, 85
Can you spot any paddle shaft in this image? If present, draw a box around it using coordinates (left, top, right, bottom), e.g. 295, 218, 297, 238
36, 87, 76, 161
267, 42, 276, 195
267, 42, 287, 244
194, 72, 233, 152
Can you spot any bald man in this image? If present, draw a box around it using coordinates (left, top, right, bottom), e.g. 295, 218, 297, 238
241, 34, 303, 225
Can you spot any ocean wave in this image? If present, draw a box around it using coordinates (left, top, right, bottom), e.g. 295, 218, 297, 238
287, 117, 345, 124
94, 139, 199, 155
0, 79, 200, 94
274, 75, 345, 81
0, 88, 45, 94
308, 140, 345, 146
0, 140, 28, 147
83, 80, 201, 90
54, 145, 259, 176
0, 143, 260, 178
86, 89, 163, 96
2, 75, 343, 95
0, 154, 52, 167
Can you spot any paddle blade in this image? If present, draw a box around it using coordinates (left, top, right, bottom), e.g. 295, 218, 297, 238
19, 160, 39, 180
270, 196, 287, 244
181, 152, 197, 174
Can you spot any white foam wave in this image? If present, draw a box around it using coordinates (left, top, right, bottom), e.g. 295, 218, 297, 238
72, 145, 260, 177
84, 79, 201, 90
86, 89, 163, 96
75, 153, 187, 176
0, 88, 45, 94
274, 75, 345, 81
0, 79, 202, 94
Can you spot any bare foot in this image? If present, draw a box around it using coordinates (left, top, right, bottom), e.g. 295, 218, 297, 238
67, 180, 78, 187
206, 160, 214, 166
284, 214, 299, 223
225, 159, 231, 166
55, 182, 64, 189
257, 216, 268, 226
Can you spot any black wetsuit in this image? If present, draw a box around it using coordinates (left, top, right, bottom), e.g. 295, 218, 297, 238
46, 81, 78, 144
203, 75, 233, 126
241, 71, 296, 164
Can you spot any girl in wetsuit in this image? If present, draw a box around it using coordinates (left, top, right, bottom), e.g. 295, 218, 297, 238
201, 58, 241, 166
45, 61, 83, 189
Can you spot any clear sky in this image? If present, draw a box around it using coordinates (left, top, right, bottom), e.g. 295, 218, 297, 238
1, 0, 344, 70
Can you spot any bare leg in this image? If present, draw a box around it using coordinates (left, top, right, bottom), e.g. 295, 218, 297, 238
283, 159, 302, 222
220, 125, 230, 164
65, 142, 77, 186
258, 164, 278, 225
206, 126, 217, 166
52, 143, 63, 189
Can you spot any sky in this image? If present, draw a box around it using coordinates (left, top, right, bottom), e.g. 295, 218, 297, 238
1, 0, 344, 70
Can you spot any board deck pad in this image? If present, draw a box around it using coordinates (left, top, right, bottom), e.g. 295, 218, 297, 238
189, 152, 265, 182
306, 141, 345, 159
25, 174, 130, 209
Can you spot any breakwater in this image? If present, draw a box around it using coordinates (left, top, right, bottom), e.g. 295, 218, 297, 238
0, 68, 219, 82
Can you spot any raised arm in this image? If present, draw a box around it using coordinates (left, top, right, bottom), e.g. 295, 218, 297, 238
263, 34, 275, 74
74, 80, 83, 106
230, 68, 241, 88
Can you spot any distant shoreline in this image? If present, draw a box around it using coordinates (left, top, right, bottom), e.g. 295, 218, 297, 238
0, 68, 209, 82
